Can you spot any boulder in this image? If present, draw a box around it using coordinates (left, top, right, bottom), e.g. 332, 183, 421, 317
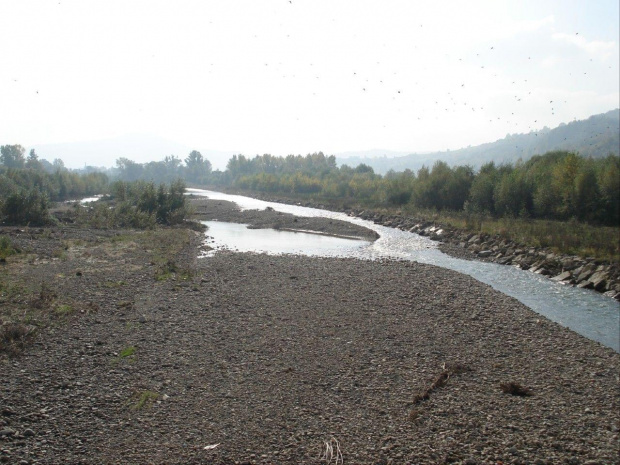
576, 270, 594, 282
551, 271, 572, 282
589, 271, 608, 291
577, 281, 594, 289
478, 250, 492, 258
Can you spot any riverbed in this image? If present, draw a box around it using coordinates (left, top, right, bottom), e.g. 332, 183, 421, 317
189, 188, 620, 352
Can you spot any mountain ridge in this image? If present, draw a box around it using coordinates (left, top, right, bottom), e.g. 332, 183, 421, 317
336, 109, 620, 174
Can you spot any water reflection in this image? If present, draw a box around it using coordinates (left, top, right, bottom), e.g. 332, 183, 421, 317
189, 189, 620, 351
202, 221, 371, 257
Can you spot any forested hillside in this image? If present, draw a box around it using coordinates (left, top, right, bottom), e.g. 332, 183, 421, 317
339, 109, 620, 174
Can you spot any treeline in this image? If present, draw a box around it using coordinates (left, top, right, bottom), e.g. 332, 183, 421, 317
1, 145, 108, 201
216, 151, 619, 226
1, 144, 109, 225
3, 142, 619, 227
114, 151, 211, 184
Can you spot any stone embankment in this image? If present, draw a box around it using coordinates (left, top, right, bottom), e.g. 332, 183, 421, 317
226, 189, 619, 301
350, 209, 620, 301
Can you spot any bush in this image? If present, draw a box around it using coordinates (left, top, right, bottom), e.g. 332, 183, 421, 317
0, 235, 17, 260
1, 190, 52, 225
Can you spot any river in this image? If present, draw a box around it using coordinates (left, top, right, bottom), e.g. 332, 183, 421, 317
188, 188, 620, 352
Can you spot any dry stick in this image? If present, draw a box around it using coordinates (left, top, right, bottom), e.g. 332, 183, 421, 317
320, 436, 344, 465
410, 363, 470, 418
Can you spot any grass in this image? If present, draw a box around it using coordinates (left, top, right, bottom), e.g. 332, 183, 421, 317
0, 235, 19, 260
54, 304, 74, 316
129, 390, 159, 410
119, 346, 136, 358
52, 247, 68, 261
406, 208, 620, 262
145, 229, 195, 281
1, 224, 196, 357
154, 259, 193, 281
0, 321, 37, 355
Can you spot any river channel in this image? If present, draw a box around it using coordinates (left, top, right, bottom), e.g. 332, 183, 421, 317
188, 188, 620, 352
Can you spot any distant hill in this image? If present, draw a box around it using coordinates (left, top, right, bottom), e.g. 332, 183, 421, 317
337, 109, 620, 174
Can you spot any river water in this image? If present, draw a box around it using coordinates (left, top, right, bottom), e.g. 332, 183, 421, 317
189, 188, 620, 352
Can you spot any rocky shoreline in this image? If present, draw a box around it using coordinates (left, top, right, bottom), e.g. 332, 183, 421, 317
360, 211, 620, 301
213, 190, 619, 301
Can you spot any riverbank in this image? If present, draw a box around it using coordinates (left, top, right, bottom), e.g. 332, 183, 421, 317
1, 221, 619, 464
203, 187, 620, 301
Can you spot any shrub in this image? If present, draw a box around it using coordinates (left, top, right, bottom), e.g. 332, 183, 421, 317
1, 190, 52, 225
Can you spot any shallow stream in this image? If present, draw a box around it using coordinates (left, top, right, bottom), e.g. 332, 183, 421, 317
189, 188, 620, 352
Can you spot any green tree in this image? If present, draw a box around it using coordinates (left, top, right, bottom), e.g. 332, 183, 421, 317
25, 149, 43, 171
468, 162, 498, 214
53, 158, 66, 171
184, 150, 212, 183
574, 161, 601, 222
0, 145, 26, 168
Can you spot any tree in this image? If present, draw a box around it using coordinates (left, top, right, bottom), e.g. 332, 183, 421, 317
0, 145, 26, 168
116, 157, 144, 181
53, 158, 66, 171
468, 162, 498, 213
184, 150, 212, 183
25, 149, 43, 171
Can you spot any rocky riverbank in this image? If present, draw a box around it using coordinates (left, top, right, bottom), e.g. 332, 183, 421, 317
211, 189, 619, 300
1, 212, 619, 464
354, 210, 620, 301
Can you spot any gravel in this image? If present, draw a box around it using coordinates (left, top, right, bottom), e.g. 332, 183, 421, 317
0, 216, 618, 464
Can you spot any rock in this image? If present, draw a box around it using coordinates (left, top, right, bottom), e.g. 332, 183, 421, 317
22, 429, 35, 437
577, 281, 594, 289
478, 250, 492, 258
0, 428, 16, 437
589, 271, 609, 291
551, 271, 572, 282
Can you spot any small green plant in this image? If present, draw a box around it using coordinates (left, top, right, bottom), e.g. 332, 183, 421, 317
130, 390, 159, 410
54, 304, 73, 316
119, 346, 136, 358
52, 246, 68, 260
0, 235, 17, 260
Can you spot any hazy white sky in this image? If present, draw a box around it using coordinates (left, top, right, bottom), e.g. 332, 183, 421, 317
1, 0, 618, 164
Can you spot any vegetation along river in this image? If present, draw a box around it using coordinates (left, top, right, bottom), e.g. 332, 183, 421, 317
188, 188, 620, 352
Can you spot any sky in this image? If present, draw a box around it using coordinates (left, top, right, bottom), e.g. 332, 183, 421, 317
1, 0, 618, 167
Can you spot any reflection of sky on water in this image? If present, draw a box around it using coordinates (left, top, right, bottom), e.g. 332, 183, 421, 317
190, 189, 620, 352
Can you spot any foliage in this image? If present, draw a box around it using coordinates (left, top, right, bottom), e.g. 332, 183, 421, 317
0, 145, 26, 169
130, 390, 159, 410
1, 190, 53, 226
0, 164, 109, 202
0, 236, 18, 260
75, 179, 190, 229
119, 346, 136, 358
209, 150, 619, 227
